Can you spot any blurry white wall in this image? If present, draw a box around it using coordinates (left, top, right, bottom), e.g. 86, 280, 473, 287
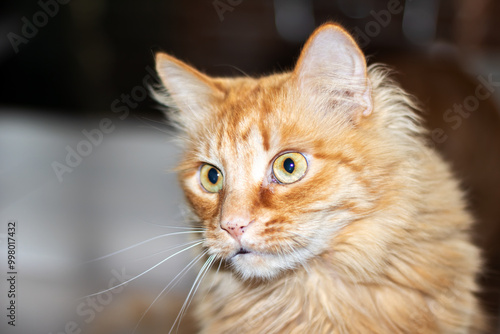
0, 110, 198, 334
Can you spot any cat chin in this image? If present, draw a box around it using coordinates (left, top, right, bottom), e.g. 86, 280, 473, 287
229, 253, 291, 280
228, 251, 308, 280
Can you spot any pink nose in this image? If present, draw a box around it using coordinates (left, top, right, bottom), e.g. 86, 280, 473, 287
221, 218, 253, 241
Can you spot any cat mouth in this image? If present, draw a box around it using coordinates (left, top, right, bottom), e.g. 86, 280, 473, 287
235, 248, 251, 256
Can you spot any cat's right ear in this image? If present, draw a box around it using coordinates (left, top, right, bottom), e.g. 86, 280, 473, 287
293, 23, 372, 121
154, 52, 222, 128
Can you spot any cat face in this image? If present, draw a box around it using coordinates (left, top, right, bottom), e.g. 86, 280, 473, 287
156, 24, 377, 280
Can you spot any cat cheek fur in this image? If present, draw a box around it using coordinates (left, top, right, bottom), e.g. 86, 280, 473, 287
181, 147, 376, 280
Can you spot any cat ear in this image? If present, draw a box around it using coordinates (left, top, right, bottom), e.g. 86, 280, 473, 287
154, 52, 222, 128
293, 23, 372, 120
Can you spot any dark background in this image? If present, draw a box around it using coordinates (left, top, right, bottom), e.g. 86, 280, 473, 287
1, 0, 499, 119
1, 0, 500, 332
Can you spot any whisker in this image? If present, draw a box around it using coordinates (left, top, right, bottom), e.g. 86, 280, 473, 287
131, 250, 208, 334
78, 241, 203, 300
198, 257, 222, 306
131, 239, 203, 263
163, 250, 210, 296
176, 254, 215, 333
169, 254, 216, 334
207, 258, 222, 294
182, 255, 216, 316
81, 231, 204, 265
140, 220, 206, 231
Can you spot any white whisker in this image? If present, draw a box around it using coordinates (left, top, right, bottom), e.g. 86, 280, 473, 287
131, 239, 203, 262
78, 241, 203, 300
169, 254, 216, 334
181, 255, 215, 319
131, 250, 209, 334
140, 220, 206, 230
198, 257, 222, 306
81, 231, 204, 265
207, 258, 222, 294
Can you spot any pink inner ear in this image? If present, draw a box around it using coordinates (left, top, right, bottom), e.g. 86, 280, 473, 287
294, 24, 373, 118
295, 25, 367, 79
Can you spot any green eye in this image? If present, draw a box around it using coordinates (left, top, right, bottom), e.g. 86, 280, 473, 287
200, 164, 223, 193
272, 152, 308, 184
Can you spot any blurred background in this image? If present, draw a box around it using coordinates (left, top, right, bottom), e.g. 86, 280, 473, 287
1, 0, 499, 333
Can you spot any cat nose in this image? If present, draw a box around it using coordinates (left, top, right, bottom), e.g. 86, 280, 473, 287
221, 218, 254, 241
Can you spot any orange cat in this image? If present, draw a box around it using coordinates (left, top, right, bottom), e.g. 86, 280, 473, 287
154, 23, 486, 333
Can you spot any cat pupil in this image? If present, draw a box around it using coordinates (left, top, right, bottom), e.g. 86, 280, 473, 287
283, 158, 295, 174
208, 168, 219, 184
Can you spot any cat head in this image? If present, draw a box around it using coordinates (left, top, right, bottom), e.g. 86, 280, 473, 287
154, 23, 416, 280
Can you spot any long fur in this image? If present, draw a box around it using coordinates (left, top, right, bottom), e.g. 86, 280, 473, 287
154, 23, 486, 333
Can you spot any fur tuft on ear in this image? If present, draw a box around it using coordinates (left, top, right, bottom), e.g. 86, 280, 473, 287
294, 23, 372, 121
153, 53, 223, 130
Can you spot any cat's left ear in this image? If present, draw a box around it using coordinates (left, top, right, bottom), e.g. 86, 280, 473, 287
293, 23, 372, 120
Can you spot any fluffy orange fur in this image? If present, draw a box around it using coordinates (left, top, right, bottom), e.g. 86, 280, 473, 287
155, 23, 486, 333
